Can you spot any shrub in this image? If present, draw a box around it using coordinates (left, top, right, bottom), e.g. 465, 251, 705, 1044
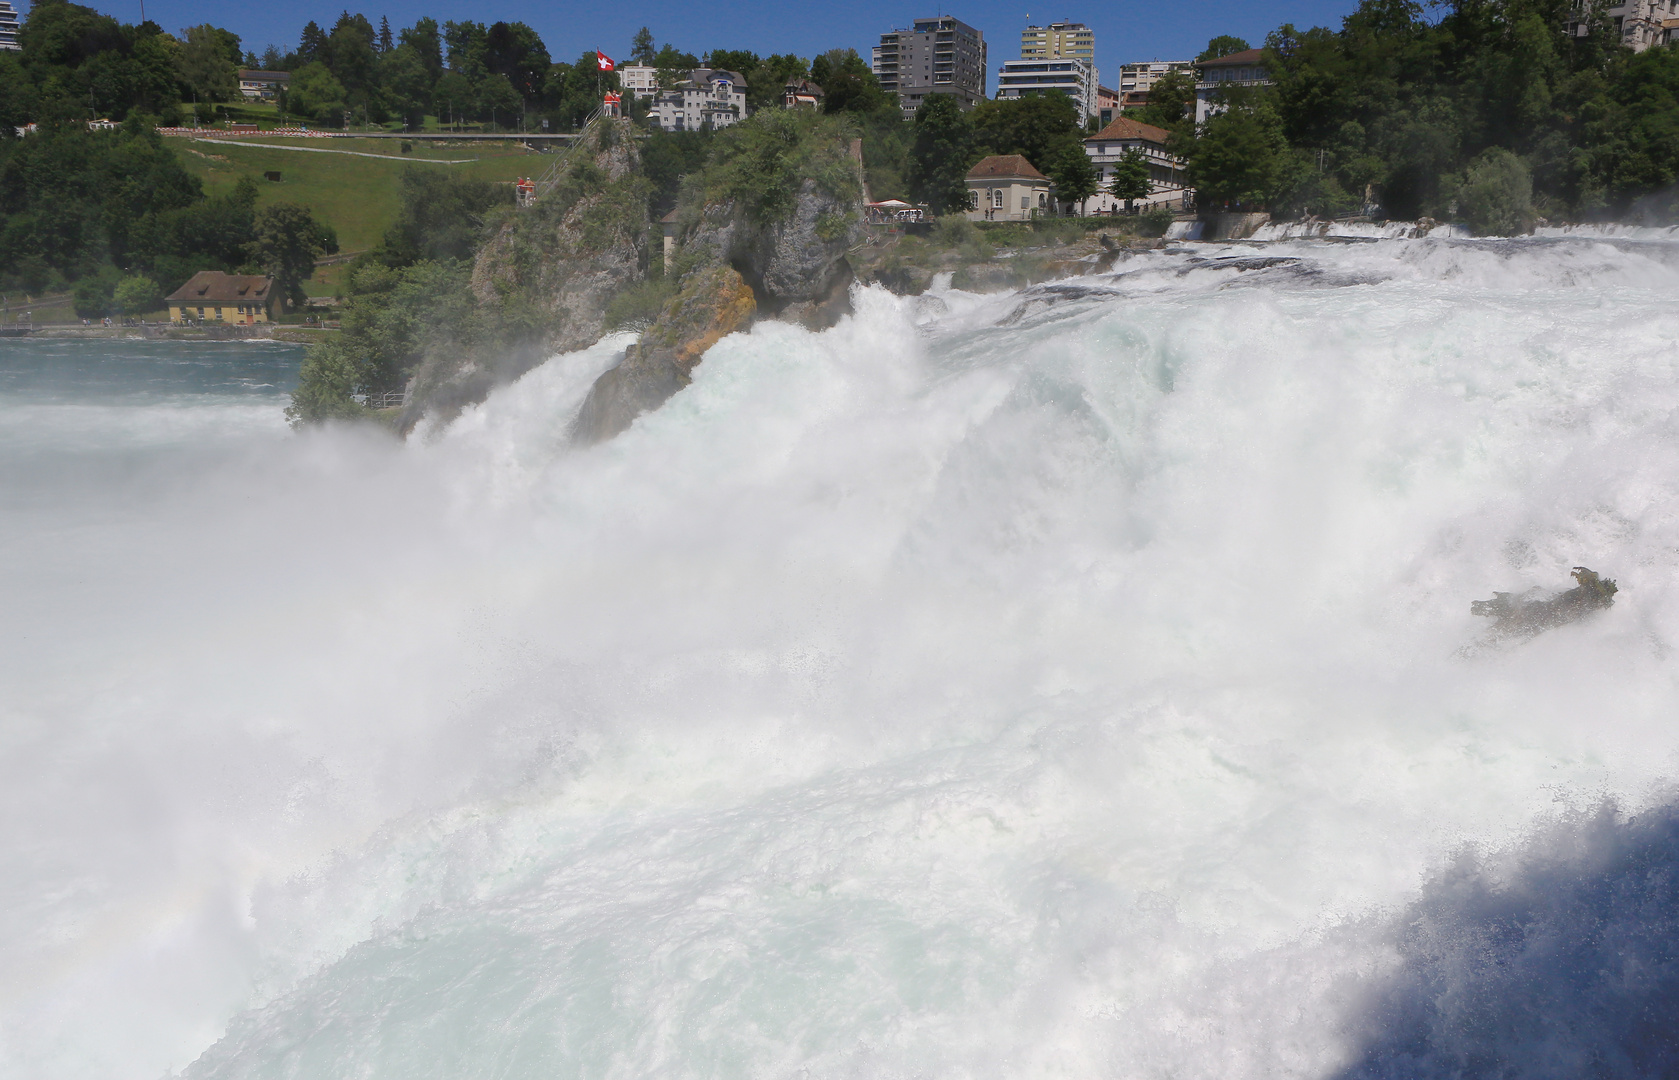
113, 274, 163, 315
1140, 206, 1177, 236
603, 277, 676, 333
1452, 147, 1534, 236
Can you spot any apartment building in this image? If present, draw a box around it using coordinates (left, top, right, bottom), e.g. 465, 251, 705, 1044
1117, 60, 1196, 109
0, 0, 21, 51
1195, 48, 1270, 123
997, 57, 1098, 123
872, 16, 988, 120
1096, 84, 1119, 127
996, 21, 1098, 124
1020, 21, 1093, 61
618, 64, 660, 99
648, 69, 748, 132
1565, 0, 1679, 50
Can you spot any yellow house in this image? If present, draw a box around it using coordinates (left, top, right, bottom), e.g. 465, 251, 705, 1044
166, 272, 276, 324
965, 155, 1055, 222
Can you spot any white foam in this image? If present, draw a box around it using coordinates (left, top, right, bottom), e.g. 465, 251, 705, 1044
4, 238, 1679, 1079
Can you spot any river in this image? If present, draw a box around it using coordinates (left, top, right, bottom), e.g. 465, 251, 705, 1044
3, 237, 1677, 1078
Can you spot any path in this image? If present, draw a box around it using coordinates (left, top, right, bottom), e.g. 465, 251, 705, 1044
194, 139, 480, 164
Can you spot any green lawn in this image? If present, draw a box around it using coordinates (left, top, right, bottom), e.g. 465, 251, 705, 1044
177, 136, 550, 257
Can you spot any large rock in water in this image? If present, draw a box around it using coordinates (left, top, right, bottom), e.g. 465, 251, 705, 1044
686, 177, 860, 328
573, 149, 863, 445
399, 119, 648, 430
570, 264, 757, 444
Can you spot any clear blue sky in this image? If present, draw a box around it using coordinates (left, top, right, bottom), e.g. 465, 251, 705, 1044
23, 0, 1366, 90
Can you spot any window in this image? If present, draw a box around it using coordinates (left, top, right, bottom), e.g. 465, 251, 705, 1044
992, 188, 1004, 209
967, 190, 979, 210
214, 308, 223, 320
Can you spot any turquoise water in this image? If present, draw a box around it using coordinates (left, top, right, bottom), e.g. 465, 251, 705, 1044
0, 338, 302, 405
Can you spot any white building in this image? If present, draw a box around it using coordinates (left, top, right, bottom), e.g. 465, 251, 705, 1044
997, 20, 1098, 125
1565, 0, 1679, 50
1195, 48, 1270, 124
618, 63, 659, 99
1081, 116, 1188, 214
237, 70, 289, 100
648, 68, 747, 132
996, 57, 1098, 125
965, 154, 1054, 221
0, 0, 22, 51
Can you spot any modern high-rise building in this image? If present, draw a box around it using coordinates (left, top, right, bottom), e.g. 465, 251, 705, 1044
996, 21, 1098, 124
872, 16, 988, 120
0, 0, 23, 51
1020, 21, 1093, 62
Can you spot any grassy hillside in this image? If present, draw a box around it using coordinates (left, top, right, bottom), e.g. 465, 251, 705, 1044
176, 137, 546, 261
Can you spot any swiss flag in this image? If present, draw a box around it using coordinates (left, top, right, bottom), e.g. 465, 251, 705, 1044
596, 51, 615, 72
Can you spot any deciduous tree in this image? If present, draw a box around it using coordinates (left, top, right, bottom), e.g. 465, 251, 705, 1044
248, 202, 335, 309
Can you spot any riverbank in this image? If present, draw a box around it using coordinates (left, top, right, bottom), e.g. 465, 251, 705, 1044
14, 324, 337, 344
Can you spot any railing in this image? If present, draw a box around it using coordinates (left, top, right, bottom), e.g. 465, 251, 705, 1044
530, 106, 608, 202
359, 390, 408, 409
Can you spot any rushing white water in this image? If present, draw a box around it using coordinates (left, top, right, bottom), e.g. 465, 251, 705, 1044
5, 237, 1679, 1080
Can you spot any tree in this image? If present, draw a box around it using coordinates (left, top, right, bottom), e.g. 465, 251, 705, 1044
433, 70, 474, 129
286, 62, 347, 122
375, 169, 511, 266
1109, 147, 1153, 211
248, 202, 334, 309
811, 48, 891, 114
1046, 142, 1098, 211
630, 27, 656, 66
113, 274, 161, 315
484, 21, 550, 100
298, 21, 327, 66
1450, 147, 1533, 234
476, 73, 521, 128
906, 93, 976, 215
1183, 92, 1292, 207
1198, 35, 1251, 62
380, 45, 433, 130
1130, 69, 1196, 134
377, 16, 393, 54
970, 93, 1083, 171
325, 12, 378, 99
177, 24, 240, 104
443, 20, 488, 79
399, 17, 443, 80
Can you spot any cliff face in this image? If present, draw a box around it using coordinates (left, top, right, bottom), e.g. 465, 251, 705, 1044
569, 264, 757, 444
572, 115, 864, 445
685, 177, 861, 328
400, 119, 649, 430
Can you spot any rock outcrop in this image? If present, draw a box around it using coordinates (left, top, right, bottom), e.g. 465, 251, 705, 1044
1472, 566, 1618, 639
570, 264, 757, 444
399, 119, 649, 430
571, 115, 864, 444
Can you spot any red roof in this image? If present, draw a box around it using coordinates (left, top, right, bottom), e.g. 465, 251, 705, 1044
966, 154, 1049, 182
1199, 48, 1266, 68
1086, 116, 1173, 146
